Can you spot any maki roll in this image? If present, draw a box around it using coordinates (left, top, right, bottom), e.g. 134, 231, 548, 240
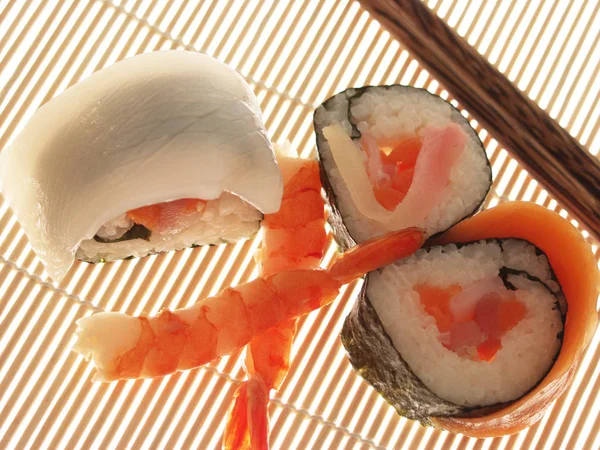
0, 51, 282, 281
344, 239, 564, 419
342, 202, 599, 436
314, 85, 491, 247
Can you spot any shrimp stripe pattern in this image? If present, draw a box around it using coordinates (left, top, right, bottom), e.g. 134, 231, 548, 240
74, 269, 341, 381
73, 229, 423, 382
223, 157, 327, 449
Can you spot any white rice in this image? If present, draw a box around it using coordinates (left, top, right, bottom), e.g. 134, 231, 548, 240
76, 192, 262, 262
315, 86, 491, 241
367, 239, 563, 407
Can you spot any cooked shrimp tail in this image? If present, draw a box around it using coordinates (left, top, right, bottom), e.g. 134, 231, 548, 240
223, 383, 251, 450
246, 377, 270, 450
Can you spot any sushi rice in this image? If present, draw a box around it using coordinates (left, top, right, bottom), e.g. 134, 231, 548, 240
314, 85, 491, 246
369, 239, 563, 407
342, 238, 565, 422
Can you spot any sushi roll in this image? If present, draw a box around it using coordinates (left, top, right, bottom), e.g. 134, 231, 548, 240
341, 202, 599, 436
343, 239, 564, 420
314, 85, 492, 248
0, 51, 282, 281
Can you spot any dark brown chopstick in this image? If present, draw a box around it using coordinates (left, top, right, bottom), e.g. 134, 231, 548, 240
358, 0, 600, 240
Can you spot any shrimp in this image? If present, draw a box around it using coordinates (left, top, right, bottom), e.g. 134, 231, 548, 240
224, 157, 327, 449
74, 151, 424, 449
74, 227, 424, 381
223, 157, 426, 449
74, 270, 340, 381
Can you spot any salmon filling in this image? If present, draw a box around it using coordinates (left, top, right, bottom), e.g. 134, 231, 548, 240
94, 194, 258, 242
127, 198, 207, 234
417, 282, 527, 362
361, 135, 422, 211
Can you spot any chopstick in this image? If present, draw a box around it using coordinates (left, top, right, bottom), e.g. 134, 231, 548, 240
358, 0, 600, 240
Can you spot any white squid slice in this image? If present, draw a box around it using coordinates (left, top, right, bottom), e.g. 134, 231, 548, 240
0, 51, 282, 281
323, 122, 466, 231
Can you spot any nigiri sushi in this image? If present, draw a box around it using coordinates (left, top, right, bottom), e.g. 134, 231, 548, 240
314, 85, 491, 247
341, 202, 598, 437
0, 51, 283, 281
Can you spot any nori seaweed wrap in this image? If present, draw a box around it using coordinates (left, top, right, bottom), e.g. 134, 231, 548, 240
314, 85, 492, 249
341, 239, 565, 426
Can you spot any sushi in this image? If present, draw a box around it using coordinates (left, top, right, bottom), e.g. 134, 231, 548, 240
0, 51, 283, 281
341, 202, 599, 437
314, 85, 492, 247
344, 238, 564, 420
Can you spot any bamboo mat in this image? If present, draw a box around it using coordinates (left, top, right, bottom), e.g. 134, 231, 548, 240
0, 1, 599, 449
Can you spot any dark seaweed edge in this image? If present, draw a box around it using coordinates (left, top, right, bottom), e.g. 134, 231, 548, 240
341, 280, 469, 425
93, 223, 152, 243
341, 238, 566, 423
500, 268, 566, 342
314, 89, 357, 250
499, 266, 554, 296
313, 84, 493, 249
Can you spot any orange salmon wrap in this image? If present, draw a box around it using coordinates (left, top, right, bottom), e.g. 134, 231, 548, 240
430, 201, 599, 437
